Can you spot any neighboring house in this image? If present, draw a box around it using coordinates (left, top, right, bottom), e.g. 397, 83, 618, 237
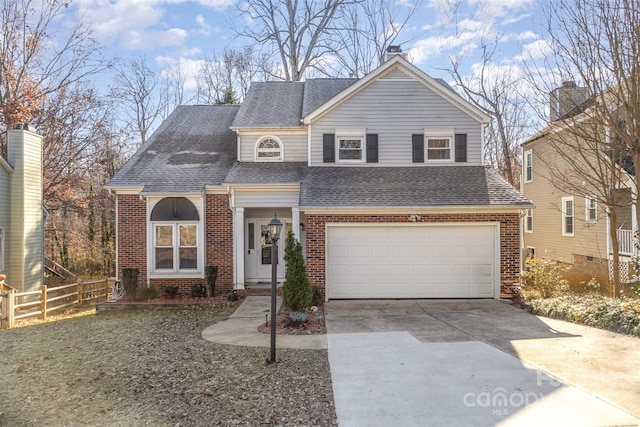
107, 53, 532, 300
521, 82, 633, 281
0, 125, 45, 292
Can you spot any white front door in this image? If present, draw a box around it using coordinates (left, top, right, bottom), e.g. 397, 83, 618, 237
244, 219, 287, 281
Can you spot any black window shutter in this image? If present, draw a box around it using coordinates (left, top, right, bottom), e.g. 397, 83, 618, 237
412, 134, 424, 163
455, 133, 467, 162
366, 134, 378, 163
323, 133, 335, 163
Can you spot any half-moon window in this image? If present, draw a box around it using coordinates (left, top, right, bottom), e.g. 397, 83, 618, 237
150, 197, 199, 221
256, 137, 282, 161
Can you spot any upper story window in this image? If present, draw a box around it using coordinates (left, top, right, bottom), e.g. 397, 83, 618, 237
525, 209, 533, 233
562, 196, 574, 236
586, 196, 597, 222
0, 228, 4, 272
336, 129, 366, 163
524, 150, 533, 182
255, 136, 283, 161
425, 129, 454, 162
150, 197, 201, 273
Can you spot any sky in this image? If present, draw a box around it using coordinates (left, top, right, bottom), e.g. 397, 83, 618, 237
63, 0, 549, 93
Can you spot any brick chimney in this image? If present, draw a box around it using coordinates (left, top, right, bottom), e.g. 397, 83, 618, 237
549, 81, 589, 121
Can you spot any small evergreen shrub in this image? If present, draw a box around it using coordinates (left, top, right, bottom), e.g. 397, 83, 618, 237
282, 230, 313, 312
164, 285, 179, 299
310, 285, 324, 306
191, 283, 207, 298
521, 258, 569, 299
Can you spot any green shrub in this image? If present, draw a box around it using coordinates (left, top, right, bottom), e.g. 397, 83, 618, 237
163, 285, 179, 299
282, 230, 312, 312
526, 294, 640, 336
521, 258, 569, 299
191, 283, 207, 298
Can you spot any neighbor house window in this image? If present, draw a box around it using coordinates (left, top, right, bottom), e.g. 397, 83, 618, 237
0, 228, 4, 271
524, 150, 533, 182
336, 129, 365, 163
255, 137, 283, 161
586, 196, 597, 222
150, 197, 200, 273
525, 209, 533, 233
562, 196, 574, 236
425, 129, 454, 162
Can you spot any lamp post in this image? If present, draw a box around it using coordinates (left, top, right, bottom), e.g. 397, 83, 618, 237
268, 214, 283, 363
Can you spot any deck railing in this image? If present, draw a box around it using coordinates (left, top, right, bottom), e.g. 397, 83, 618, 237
617, 229, 634, 256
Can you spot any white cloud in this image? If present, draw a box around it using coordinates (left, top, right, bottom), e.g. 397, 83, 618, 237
195, 14, 220, 36
126, 27, 188, 50
468, 0, 536, 17
518, 39, 552, 61
516, 31, 538, 41
410, 32, 478, 64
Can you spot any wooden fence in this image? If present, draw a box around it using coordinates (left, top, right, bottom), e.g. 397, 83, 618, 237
0, 278, 114, 329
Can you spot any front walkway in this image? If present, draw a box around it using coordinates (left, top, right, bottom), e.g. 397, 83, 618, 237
201, 296, 327, 349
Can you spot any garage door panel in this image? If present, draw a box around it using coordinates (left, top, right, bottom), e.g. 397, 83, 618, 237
327, 225, 497, 299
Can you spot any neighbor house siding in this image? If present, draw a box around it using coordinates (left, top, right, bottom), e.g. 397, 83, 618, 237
522, 138, 608, 263
238, 131, 307, 162
0, 168, 9, 274
304, 212, 520, 295
309, 76, 483, 166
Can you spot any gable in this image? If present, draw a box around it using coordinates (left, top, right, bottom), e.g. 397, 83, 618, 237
303, 56, 490, 125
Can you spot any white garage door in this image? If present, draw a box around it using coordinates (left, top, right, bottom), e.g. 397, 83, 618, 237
326, 224, 497, 299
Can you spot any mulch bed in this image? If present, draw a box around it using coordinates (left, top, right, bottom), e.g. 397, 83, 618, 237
258, 305, 326, 335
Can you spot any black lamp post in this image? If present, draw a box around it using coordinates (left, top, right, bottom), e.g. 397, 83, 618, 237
268, 214, 283, 363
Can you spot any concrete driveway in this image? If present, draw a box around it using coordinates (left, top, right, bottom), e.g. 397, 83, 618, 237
325, 299, 640, 427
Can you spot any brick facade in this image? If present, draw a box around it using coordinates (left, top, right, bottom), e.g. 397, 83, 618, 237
116, 194, 234, 296
304, 213, 521, 295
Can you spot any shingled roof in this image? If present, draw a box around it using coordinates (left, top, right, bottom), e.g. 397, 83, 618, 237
107, 105, 239, 194
224, 162, 532, 208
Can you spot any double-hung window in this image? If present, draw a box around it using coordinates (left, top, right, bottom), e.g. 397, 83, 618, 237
585, 196, 597, 222
524, 150, 533, 182
425, 129, 454, 162
562, 196, 574, 236
150, 197, 201, 274
336, 129, 365, 163
0, 228, 4, 271
525, 209, 533, 233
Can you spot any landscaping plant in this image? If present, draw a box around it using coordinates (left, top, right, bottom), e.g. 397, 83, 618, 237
282, 230, 313, 313
521, 257, 569, 299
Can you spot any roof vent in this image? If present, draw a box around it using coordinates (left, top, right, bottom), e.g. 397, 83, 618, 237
384, 45, 408, 63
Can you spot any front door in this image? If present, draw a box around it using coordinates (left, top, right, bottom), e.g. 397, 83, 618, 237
245, 219, 287, 281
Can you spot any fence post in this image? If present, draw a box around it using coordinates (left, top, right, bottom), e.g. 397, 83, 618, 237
77, 280, 83, 305
41, 285, 47, 320
8, 289, 15, 329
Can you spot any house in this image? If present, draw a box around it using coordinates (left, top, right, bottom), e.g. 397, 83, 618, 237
0, 125, 45, 292
521, 82, 634, 282
106, 53, 532, 300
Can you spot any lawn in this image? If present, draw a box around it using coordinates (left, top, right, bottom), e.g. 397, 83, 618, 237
0, 305, 336, 426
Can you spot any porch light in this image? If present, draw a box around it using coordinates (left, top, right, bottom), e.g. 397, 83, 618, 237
268, 213, 283, 363
268, 215, 283, 242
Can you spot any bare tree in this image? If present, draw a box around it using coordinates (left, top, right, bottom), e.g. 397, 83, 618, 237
0, 0, 103, 154
110, 56, 166, 147
234, 0, 356, 81
329, 0, 423, 78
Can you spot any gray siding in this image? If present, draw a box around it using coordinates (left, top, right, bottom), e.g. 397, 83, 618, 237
238, 132, 307, 162
309, 78, 483, 166
234, 189, 300, 208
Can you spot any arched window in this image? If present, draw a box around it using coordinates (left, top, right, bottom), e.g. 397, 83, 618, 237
150, 197, 200, 272
255, 137, 283, 161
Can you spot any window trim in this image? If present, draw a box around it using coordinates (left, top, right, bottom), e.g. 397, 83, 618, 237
524, 150, 533, 182
562, 196, 574, 236
525, 209, 533, 233
255, 136, 284, 162
585, 196, 597, 222
147, 196, 204, 279
424, 128, 455, 163
335, 129, 366, 164
0, 228, 4, 272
